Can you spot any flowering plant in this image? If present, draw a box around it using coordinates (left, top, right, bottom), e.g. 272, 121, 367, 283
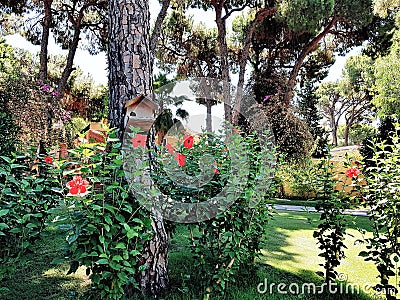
0, 149, 61, 280
53, 128, 152, 299
130, 128, 276, 297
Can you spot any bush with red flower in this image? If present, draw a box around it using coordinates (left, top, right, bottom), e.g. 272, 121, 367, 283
357, 126, 400, 295
54, 128, 152, 299
44, 156, 53, 164
142, 128, 276, 296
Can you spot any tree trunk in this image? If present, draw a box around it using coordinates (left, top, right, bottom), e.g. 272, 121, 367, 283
231, 7, 276, 125
39, 0, 53, 81
213, 0, 231, 122
282, 16, 338, 106
108, 0, 169, 298
344, 125, 350, 146
108, 0, 153, 132
150, 0, 171, 60
332, 125, 338, 146
206, 99, 212, 132
57, 25, 81, 96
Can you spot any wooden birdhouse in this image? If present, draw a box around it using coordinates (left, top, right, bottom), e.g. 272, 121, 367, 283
124, 95, 158, 132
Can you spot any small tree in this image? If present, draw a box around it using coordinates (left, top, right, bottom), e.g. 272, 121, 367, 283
359, 124, 400, 300
313, 154, 352, 283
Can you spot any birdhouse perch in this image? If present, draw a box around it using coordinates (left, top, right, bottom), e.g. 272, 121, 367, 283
124, 95, 158, 132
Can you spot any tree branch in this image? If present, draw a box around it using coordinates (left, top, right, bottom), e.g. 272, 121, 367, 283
283, 15, 338, 106
222, 0, 250, 21
150, 0, 170, 58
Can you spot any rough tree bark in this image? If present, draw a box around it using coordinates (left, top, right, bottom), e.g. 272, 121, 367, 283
39, 0, 53, 81
108, 0, 169, 298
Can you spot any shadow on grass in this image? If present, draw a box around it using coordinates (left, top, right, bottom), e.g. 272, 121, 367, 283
166, 255, 375, 300
164, 217, 376, 300
0, 230, 88, 300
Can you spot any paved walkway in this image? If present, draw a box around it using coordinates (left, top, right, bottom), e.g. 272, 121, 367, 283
271, 204, 368, 217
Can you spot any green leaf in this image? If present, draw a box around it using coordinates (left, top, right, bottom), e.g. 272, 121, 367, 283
51, 257, 65, 265
104, 215, 112, 225
10, 163, 25, 169
112, 255, 123, 261
96, 258, 109, 265
67, 232, 79, 244
92, 205, 102, 211
127, 229, 138, 239
130, 250, 141, 256
0, 156, 12, 164
9, 227, 21, 233
26, 223, 38, 229
115, 242, 126, 249
0, 223, 9, 230
0, 209, 10, 217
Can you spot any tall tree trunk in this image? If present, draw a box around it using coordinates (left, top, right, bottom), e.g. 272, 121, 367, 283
231, 7, 276, 125
108, 0, 169, 298
282, 16, 338, 106
344, 125, 350, 146
332, 124, 338, 146
39, 0, 53, 81
108, 0, 153, 132
212, 0, 231, 122
206, 99, 212, 132
57, 25, 81, 96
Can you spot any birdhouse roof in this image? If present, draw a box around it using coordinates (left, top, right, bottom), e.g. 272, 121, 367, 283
124, 95, 158, 111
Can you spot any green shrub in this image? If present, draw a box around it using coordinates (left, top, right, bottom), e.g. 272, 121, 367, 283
313, 155, 351, 282
147, 129, 276, 298
0, 148, 61, 279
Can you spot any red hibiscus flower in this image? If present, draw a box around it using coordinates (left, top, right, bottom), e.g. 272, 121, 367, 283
67, 176, 90, 196
44, 156, 53, 164
174, 153, 186, 167
346, 166, 360, 178
131, 133, 147, 148
213, 162, 219, 174
165, 143, 175, 155
183, 135, 194, 149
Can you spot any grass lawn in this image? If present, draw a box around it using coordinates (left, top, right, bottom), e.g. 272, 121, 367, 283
262, 211, 381, 297
0, 210, 388, 299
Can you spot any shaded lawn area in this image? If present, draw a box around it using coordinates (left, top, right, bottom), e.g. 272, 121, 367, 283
0, 228, 89, 300
0, 211, 384, 300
